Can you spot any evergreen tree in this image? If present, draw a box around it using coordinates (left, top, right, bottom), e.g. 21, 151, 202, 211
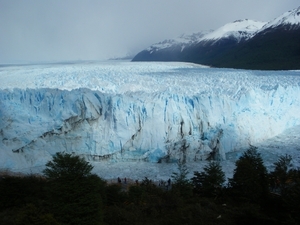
269, 154, 293, 195
282, 169, 300, 223
43, 152, 93, 180
192, 161, 225, 197
171, 159, 190, 186
229, 146, 269, 202
269, 157, 300, 223
171, 159, 192, 197
43, 152, 104, 225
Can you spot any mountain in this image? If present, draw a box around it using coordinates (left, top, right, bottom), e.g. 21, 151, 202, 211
132, 6, 300, 70
199, 19, 265, 43
132, 20, 264, 63
1, 61, 300, 178
132, 31, 210, 62
259, 6, 300, 31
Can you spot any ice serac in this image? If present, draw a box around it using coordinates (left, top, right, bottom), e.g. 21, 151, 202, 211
0, 62, 300, 171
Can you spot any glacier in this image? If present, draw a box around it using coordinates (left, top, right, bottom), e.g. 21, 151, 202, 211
0, 61, 300, 179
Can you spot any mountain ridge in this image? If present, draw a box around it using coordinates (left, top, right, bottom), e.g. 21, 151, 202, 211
132, 6, 300, 70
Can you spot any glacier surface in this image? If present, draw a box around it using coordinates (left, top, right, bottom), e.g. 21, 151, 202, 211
0, 61, 300, 179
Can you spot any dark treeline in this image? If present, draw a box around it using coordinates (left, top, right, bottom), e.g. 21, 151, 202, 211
1, 147, 300, 225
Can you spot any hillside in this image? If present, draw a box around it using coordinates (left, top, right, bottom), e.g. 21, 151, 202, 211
132, 7, 300, 70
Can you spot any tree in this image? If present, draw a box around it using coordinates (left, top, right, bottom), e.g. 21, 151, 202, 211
229, 146, 269, 202
282, 169, 300, 224
269, 154, 293, 195
43, 152, 93, 180
192, 161, 225, 197
171, 159, 190, 186
43, 152, 104, 225
171, 160, 193, 197
269, 157, 300, 223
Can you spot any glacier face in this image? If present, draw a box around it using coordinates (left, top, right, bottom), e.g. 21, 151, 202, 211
0, 61, 300, 173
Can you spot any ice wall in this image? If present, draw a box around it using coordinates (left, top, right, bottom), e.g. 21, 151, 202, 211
0, 62, 300, 170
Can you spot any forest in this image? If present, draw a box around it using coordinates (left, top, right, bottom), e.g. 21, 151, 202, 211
1, 146, 300, 225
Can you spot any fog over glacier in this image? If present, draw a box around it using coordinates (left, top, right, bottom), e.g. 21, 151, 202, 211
0, 61, 300, 180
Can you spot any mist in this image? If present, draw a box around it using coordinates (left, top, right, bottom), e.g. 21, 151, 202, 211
0, 0, 299, 63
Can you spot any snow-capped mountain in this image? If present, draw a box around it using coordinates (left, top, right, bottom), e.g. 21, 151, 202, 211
132, 6, 300, 70
200, 19, 266, 44
259, 6, 300, 31
141, 20, 265, 52
146, 31, 210, 53
1, 61, 300, 179
133, 20, 264, 60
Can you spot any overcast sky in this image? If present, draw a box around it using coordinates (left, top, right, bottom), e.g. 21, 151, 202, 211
0, 0, 299, 63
